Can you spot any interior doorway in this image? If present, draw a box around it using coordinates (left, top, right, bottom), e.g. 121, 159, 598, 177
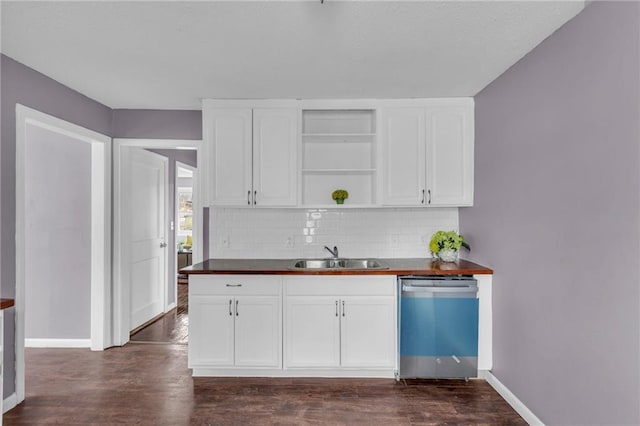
129, 160, 196, 345
15, 105, 111, 406
113, 139, 202, 347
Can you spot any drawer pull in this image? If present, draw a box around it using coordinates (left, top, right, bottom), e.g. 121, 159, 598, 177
226, 284, 242, 287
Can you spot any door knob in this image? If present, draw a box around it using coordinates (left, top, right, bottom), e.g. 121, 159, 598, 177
160, 242, 167, 248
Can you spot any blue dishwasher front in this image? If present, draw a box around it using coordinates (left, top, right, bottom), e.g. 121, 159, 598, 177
399, 276, 479, 379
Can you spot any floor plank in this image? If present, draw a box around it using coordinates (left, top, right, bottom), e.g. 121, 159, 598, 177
4, 344, 526, 425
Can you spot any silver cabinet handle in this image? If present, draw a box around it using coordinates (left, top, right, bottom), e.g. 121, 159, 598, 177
228, 299, 233, 316
247, 190, 251, 205
225, 284, 242, 287
160, 242, 167, 248
421, 189, 425, 204
342, 300, 345, 317
254, 190, 257, 205
335, 300, 339, 317
235, 300, 239, 316
428, 189, 431, 204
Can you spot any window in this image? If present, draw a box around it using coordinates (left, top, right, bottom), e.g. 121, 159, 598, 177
177, 187, 193, 235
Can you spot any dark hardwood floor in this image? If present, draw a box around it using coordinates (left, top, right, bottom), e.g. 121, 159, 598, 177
6, 282, 525, 425
4, 343, 526, 425
130, 282, 188, 344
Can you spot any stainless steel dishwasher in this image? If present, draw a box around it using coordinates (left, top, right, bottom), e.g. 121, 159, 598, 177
398, 275, 479, 379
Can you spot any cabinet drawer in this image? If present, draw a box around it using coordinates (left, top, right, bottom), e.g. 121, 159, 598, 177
284, 275, 395, 296
190, 275, 282, 296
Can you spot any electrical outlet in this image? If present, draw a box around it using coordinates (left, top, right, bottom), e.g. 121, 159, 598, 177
220, 235, 230, 248
286, 236, 295, 248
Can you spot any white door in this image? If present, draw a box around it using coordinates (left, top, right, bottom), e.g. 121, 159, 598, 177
425, 105, 474, 206
234, 296, 281, 367
126, 148, 167, 330
284, 297, 340, 368
188, 296, 235, 367
381, 107, 426, 206
340, 297, 396, 368
208, 108, 253, 206
252, 109, 298, 206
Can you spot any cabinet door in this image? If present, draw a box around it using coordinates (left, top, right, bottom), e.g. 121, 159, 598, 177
188, 296, 234, 367
284, 296, 340, 368
340, 297, 396, 368
425, 105, 474, 206
207, 108, 253, 206
381, 107, 426, 206
252, 109, 298, 206
234, 296, 282, 368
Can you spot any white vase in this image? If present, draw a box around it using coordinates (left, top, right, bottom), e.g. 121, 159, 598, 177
438, 249, 458, 262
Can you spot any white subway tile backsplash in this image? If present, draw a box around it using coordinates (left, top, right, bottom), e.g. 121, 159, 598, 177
210, 207, 459, 259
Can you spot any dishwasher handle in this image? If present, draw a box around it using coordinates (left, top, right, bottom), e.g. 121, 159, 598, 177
402, 284, 477, 294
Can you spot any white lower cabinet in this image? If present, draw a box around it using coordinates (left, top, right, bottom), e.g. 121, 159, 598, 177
188, 275, 282, 370
284, 276, 397, 374
339, 297, 396, 368
285, 297, 341, 368
233, 296, 281, 367
189, 274, 397, 377
189, 295, 235, 366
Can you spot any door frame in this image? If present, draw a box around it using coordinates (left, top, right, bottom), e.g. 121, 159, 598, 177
175, 160, 197, 308
15, 104, 112, 403
113, 139, 202, 346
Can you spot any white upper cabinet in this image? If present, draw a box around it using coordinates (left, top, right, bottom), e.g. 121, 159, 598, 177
425, 105, 474, 206
252, 109, 298, 206
381, 107, 426, 206
381, 99, 474, 207
205, 104, 298, 207
203, 99, 473, 208
206, 108, 253, 206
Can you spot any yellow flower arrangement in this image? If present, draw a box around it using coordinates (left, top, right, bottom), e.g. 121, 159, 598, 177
331, 189, 349, 204
429, 230, 470, 256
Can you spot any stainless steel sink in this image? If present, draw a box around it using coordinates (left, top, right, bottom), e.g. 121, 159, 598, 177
290, 258, 389, 270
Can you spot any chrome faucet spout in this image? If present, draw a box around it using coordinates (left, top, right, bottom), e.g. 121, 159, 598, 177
324, 245, 339, 259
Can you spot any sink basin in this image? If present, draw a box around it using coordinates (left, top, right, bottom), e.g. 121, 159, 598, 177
290, 258, 389, 270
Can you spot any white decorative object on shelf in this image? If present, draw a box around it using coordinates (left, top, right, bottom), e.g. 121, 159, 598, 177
437, 249, 458, 262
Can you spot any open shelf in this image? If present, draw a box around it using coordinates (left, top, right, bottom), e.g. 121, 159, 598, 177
300, 109, 378, 207
301, 173, 375, 206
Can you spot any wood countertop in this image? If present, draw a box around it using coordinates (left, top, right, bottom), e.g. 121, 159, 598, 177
0, 299, 15, 310
181, 258, 492, 276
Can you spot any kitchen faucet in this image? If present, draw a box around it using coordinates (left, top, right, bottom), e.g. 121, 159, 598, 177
324, 245, 339, 259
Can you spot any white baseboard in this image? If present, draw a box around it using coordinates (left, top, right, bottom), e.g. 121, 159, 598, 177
25, 338, 91, 348
3, 392, 17, 413
166, 302, 177, 312
479, 370, 545, 426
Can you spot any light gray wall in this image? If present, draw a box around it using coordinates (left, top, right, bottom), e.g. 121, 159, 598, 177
112, 109, 202, 140
24, 125, 91, 339
459, 2, 640, 424
1, 54, 112, 397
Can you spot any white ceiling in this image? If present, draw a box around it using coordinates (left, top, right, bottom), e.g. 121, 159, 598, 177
1, 1, 584, 110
